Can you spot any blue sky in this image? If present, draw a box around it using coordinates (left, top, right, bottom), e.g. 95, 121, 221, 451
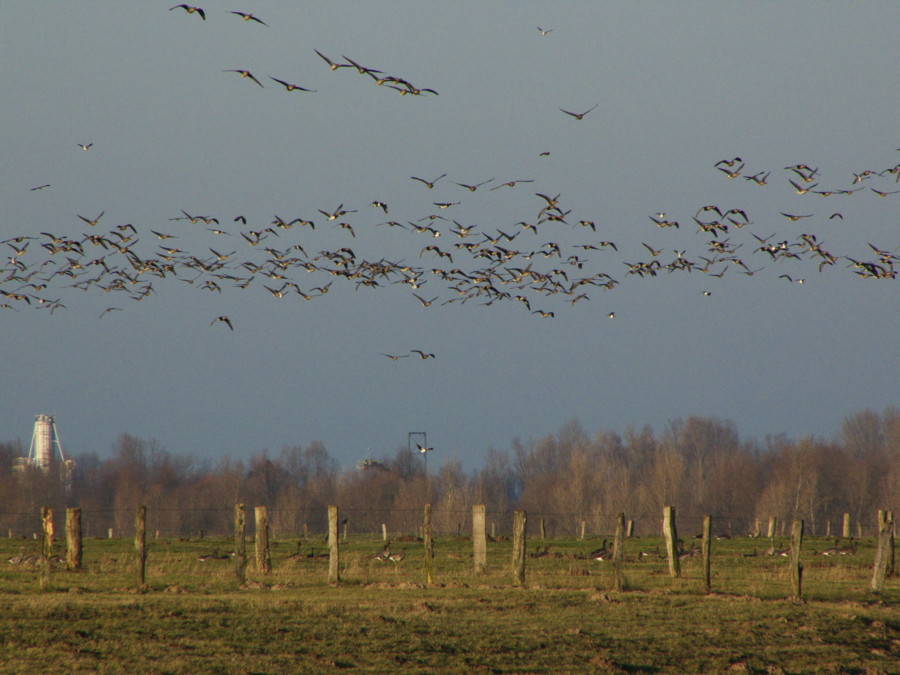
2, 3, 898, 470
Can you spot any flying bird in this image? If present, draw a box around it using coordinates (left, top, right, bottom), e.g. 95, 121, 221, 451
77, 143, 93, 151
411, 349, 435, 359
314, 49, 350, 71
537, 27, 553, 35
410, 174, 447, 189
269, 77, 316, 92
559, 103, 598, 120
227, 11, 268, 26
223, 70, 264, 87
169, 4, 205, 19
210, 316, 234, 330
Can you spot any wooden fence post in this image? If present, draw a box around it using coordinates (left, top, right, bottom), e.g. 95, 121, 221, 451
539, 518, 546, 541
66, 507, 82, 572
790, 519, 804, 601
511, 510, 527, 586
767, 517, 777, 539
327, 505, 339, 584
135, 505, 147, 588
702, 514, 712, 594
662, 506, 680, 579
255, 506, 271, 575
842, 513, 851, 538
612, 512, 625, 592
626, 520, 634, 538
580, 520, 586, 540
234, 503, 246, 583
473, 505, 487, 574
423, 504, 435, 585
381, 523, 388, 542
40, 507, 53, 591
871, 510, 895, 592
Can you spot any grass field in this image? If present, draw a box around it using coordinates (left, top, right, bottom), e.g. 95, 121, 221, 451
1, 534, 897, 673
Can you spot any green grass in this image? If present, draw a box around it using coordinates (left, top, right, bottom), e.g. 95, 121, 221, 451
0, 535, 897, 673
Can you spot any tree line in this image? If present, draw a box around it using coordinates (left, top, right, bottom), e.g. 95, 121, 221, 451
1, 407, 896, 539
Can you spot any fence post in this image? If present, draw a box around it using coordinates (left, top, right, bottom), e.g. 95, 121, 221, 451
234, 503, 246, 583
871, 510, 895, 592
539, 518, 546, 541
580, 520, 586, 540
40, 507, 53, 591
423, 504, 435, 585
135, 505, 147, 588
842, 513, 851, 538
790, 519, 804, 601
473, 505, 487, 574
66, 507, 82, 572
511, 510, 527, 586
662, 506, 680, 579
767, 517, 777, 539
382, 523, 388, 542
255, 506, 271, 575
327, 505, 339, 584
612, 512, 625, 592
702, 514, 712, 594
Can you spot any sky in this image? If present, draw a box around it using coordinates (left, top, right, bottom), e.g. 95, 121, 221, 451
1, 3, 898, 472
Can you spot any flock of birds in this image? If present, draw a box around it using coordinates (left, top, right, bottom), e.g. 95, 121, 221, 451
3, 7, 898, 364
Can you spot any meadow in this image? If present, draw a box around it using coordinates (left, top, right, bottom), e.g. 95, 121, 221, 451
0, 533, 897, 673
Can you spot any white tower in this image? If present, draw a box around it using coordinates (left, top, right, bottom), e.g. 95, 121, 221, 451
28, 414, 66, 472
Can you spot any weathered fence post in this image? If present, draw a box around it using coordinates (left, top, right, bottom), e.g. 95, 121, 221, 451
767, 517, 777, 539
66, 507, 82, 572
40, 506, 53, 591
612, 512, 625, 592
381, 523, 388, 542
472, 505, 487, 574
752, 518, 761, 538
423, 504, 435, 585
255, 506, 271, 575
871, 510, 895, 592
790, 519, 804, 601
234, 503, 246, 583
580, 520, 586, 540
511, 509, 527, 586
662, 506, 680, 579
701, 514, 712, 594
327, 505, 339, 584
539, 518, 546, 541
626, 519, 634, 538
842, 513, 851, 538
135, 505, 147, 588
342, 518, 348, 542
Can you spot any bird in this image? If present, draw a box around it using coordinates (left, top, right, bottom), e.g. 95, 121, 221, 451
223, 70, 264, 87
537, 27, 553, 35
314, 49, 350, 71
417, 444, 434, 454
779, 212, 813, 221
388, 550, 405, 563
269, 77, 316, 92
559, 103, 598, 120
30, 184, 51, 191
490, 179, 535, 190
227, 11, 268, 26
77, 211, 105, 227
410, 349, 435, 359
413, 293, 438, 307
453, 178, 494, 192
77, 143, 93, 151
410, 174, 447, 189
210, 316, 234, 330
383, 353, 409, 360
169, 4, 205, 19
341, 55, 383, 76
607, 312, 616, 319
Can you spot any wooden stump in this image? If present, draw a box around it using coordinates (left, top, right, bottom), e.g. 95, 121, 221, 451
234, 503, 247, 583
66, 507, 82, 572
511, 510, 527, 587
790, 519, 804, 601
612, 512, 625, 592
134, 505, 147, 588
40, 507, 53, 591
472, 505, 487, 574
327, 505, 339, 584
701, 514, 712, 594
423, 504, 435, 585
255, 506, 271, 575
663, 506, 680, 579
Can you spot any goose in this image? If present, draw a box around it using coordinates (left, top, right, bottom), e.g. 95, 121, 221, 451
269, 77, 316, 92
169, 4, 205, 19
559, 103, 598, 120
227, 11, 268, 26
223, 69, 264, 87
